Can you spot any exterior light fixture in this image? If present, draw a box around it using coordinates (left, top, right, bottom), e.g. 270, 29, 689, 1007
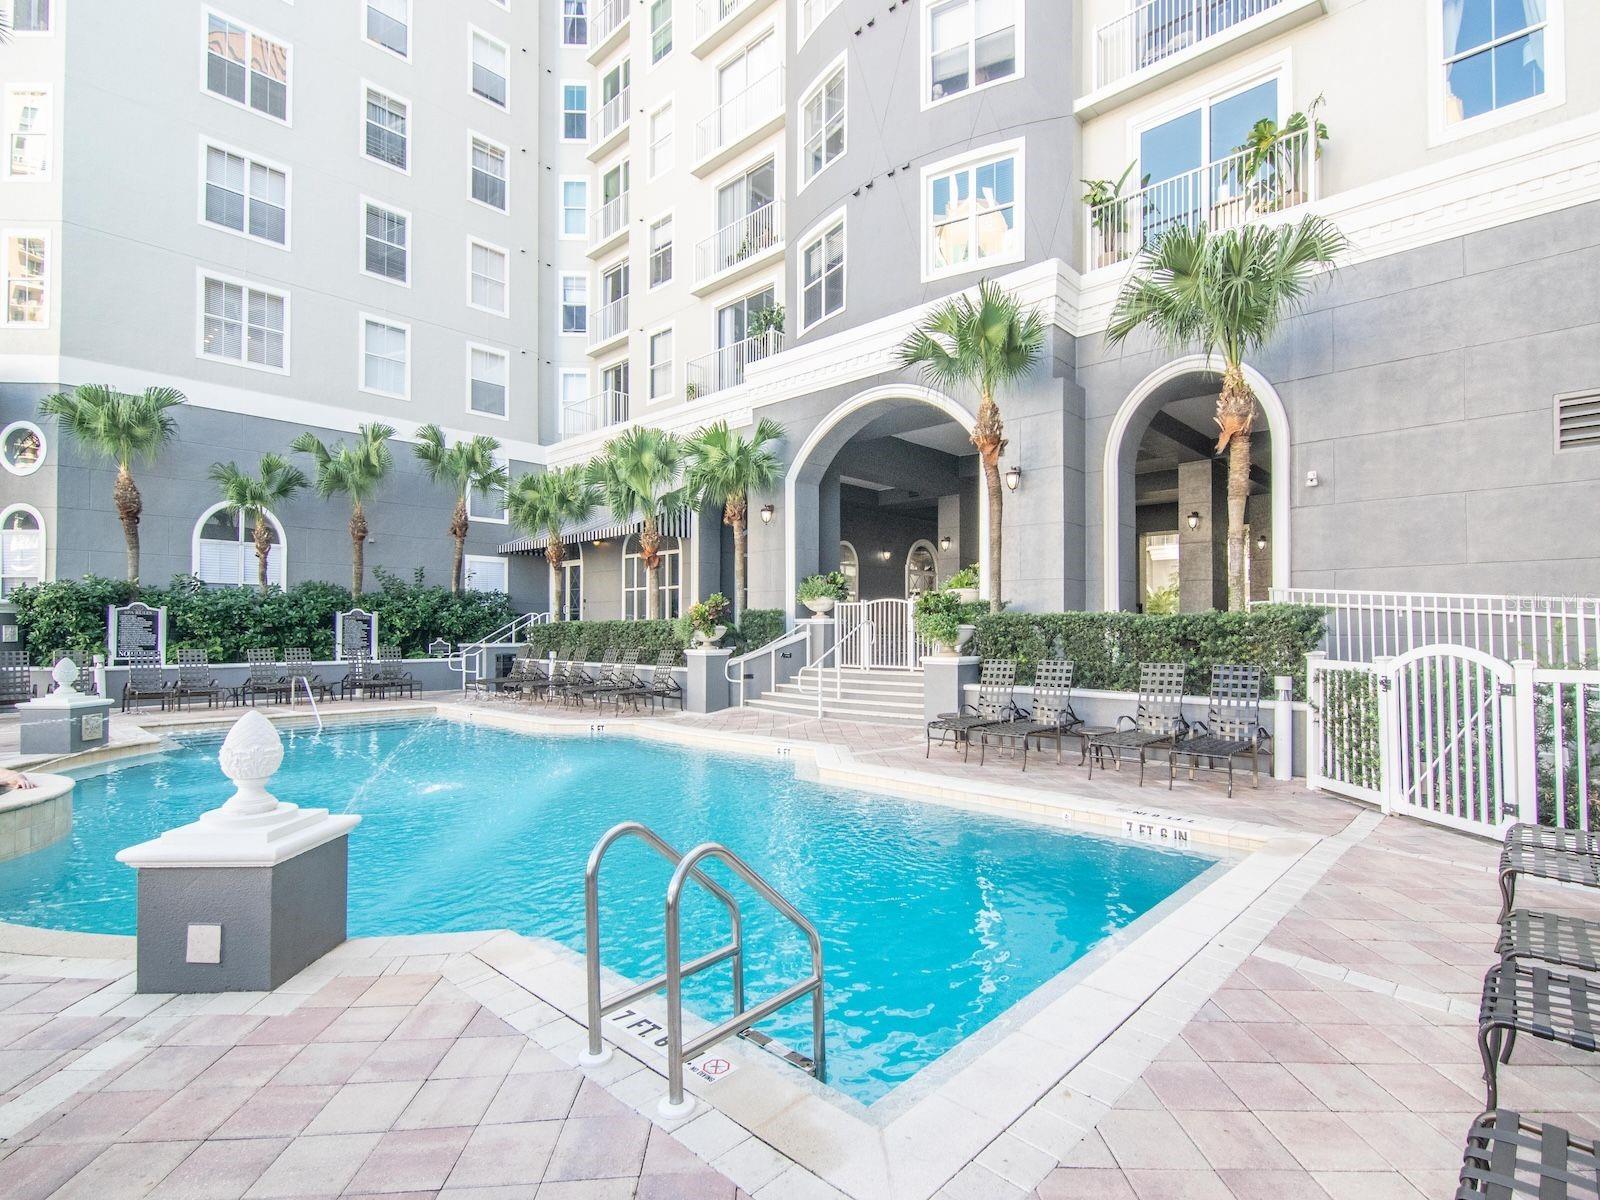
1256, 532, 1268, 552
939, 535, 951, 551
878, 549, 892, 562
759, 504, 774, 525
1003, 466, 1021, 492
1186, 511, 1201, 531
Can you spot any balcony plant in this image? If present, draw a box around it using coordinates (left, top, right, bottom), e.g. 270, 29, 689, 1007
1231, 94, 1329, 213
943, 564, 980, 604
797, 571, 849, 615
678, 592, 732, 647
1082, 160, 1143, 269
914, 589, 976, 655
748, 304, 785, 341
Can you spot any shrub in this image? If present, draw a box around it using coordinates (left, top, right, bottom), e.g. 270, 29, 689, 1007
797, 572, 849, 602
944, 564, 980, 590
914, 591, 985, 649
733, 609, 785, 654
971, 604, 1326, 697
8, 576, 138, 664
527, 619, 685, 664
677, 593, 731, 644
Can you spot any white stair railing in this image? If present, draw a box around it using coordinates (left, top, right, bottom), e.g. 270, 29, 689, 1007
803, 620, 873, 716
457, 612, 553, 692
725, 628, 810, 705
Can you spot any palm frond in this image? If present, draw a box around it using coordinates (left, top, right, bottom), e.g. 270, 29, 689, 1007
896, 278, 1044, 401
37, 384, 186, 468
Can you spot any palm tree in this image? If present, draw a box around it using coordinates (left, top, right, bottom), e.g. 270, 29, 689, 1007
207, 454, 309, 592
896, 279, 1045, 613
291, 423, 395, 596
1106, 216, 1347, 610
37, 384, 186, 584
505, 466, 599, 617
587, 427, 686, 620
412, 425, 508, 593
685, 418, 784, 624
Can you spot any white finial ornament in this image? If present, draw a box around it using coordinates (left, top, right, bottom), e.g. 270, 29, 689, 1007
218, 711, 286, 818
51, 657, 79, 694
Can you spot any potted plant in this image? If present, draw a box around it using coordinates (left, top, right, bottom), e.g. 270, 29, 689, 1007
685, 381, 701, 402
679, 592, 732, 647
943, 564, 980, 605
797, 571, 849, 615
1231, 94, 1328, 214
748, 304, 786, 348
914, 590, 976, 655
1082, 161, 1143, 269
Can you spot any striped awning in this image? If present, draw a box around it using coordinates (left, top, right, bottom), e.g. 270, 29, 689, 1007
498, 509, 693, 555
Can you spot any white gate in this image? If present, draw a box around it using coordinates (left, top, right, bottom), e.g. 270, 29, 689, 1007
835, 600, 929, 670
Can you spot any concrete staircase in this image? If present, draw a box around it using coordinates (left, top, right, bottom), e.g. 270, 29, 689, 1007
743, 667, 925, 725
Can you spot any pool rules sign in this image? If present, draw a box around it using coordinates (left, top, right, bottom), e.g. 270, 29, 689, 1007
107, 601, 167, 665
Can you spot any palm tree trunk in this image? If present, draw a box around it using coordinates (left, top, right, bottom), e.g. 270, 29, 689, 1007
1216, 363, 1256, 612
971, 391, 1007, 614
113, 464, 142, 584
640, 518, 660, 621
253, 514, 273, 593
449, 497, 470, 593
350, 501, 368, 596
726, 495, 747, 625
546, 534, 566, 619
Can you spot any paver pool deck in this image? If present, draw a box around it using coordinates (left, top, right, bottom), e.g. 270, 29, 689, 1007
1, 699, 1596, 1199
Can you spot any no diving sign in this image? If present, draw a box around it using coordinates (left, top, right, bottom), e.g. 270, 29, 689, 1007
602, 1006, 739, 1085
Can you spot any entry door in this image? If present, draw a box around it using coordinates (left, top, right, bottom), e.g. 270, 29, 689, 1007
561, 560, 583, 620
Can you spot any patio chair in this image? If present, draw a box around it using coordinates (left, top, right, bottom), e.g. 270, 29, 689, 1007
926, 660, 1019, 762
340, 655, 389, 700
0, 650, 31, 706
1476, 959, 1599, 1110
1497, 823, 1600, 920
172, 649, 227, 711
1454, 1109, 1600, 1199
589, 648, 642, 712
121, 655, 174, 713
240, 649, 290, 706
975, 660, 1084, 769
1086, 662, 1189, 786
513, 648, 552, 702
284, 648, 338, 701
571, 647, 621, 707
557, 647, 598, 706
620, 652, 683, 713
1166, 665, 1271, 796
376, 646, 418, 698
1497, 909, 1600, 974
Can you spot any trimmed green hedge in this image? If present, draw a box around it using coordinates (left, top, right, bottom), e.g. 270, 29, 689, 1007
971, 604, 1326, 698
733, 609, 785, 655
525, 608, 791, 664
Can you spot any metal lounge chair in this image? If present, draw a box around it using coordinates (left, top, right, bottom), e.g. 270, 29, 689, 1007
1476, 959, 1598, 1110
926, 660, 1018, 762
172, 649, 227, 711
376, 646, 418, 697
623, 652, 683, 712
1497, 823, 1600, 920
515, 649, 552, 702
240, 649, 290, 706
284, 648, 337, 701
0, 650, 31, 706
557, 647, 597, 706
1454, 1110, 1600, 1199
590, 648, 640, 713
572, 647, 621, 707
1086, 662, 1189, 785
1497, 909, 1600, 974
975, 660, 1083, 769
121, 655, 173, 712
340, 655, 388, 700
1166, 664, 1271, 796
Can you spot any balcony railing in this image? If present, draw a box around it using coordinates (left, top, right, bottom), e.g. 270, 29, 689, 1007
591, 0, 630, 48
1086, 127, 1316, 268
590, 193, 629, 248
588, 295, 629, 348
563, 389, 630, 439
1094, 0, 1287, 91
686, 330, 782, 399
694, 67, 783, 163
695, 201, 782, 283
695, 0, 752, 41
593, 86, 630, 147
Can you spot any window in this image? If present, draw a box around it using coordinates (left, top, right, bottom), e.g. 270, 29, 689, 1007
716, 285, 775, 349
800, 64, 845, 184
464, 555, 509, 592
1443, 0, 1550, 126
837, 541, 859, 601
1135, 79, 1278, 242
11, 0, 49, 34
649, 328, 673, 399
560, 273, 588, 334
801, 216, 845, 329
561, 178, 588, 238
469, 345, 509, 418
365, 88, 408, 170
194, 504, 285, 589
366, 0, 409, 57
468, 452, 508, 521
204, 146, 288, 246
649, 215, 673, 287
471, 30, 509, 108
361, 317, 408, 396
710, 159, 777, 274
650, 0, 672, 62
470, 241, 508, 314
926, 0, 1018, 105
205, 12, 290, 122
0, 507, 43, 598
4, 233, 47, 326
1139, 531, 1179, 613
623, 534, 680, 619
800, 0, 841, 41
563, 83, 588, 141
471, 136, 508, 210
924, 145, 1020, 278
648, 103, 674, 177
716, 33, 778, 119
5, 88, 50, 179
563, 0, 588, 45
363, 202, 409, 283
201, 275, 286, 369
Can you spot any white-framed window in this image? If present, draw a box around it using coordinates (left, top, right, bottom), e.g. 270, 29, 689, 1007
648, 214, 673, 287
362, 201, 409, 284
560, 177, 588, 238
799, 0, 841, 43
563, 0, 588, 45
800, 60, 845, 186
471, 134, 508, 210
470, 29, 509, 108
562, 82, 588, 141
1438, 0, 1559, 136
560, 370, 588, 436
361, 315, 409, 397
202, 144, 289, 247
622, 534, 681, 619
560, 272, 588, 334
922, 141, 1022, 280
364, 86, 408, 171
800, 211, 845, 331
924, 0, 1019, 108
469, 240, 509, 315
648, 327, 673, 399
193, 502, 286, 589
365, 0, 409, 58
0, 505, 45, 597
3, 232, 48, 327
468, 344, 509, 419
5, 87, 51, 180
199, 272, 287, 371
468, 452, 509, 522
204, 11, 291, 123
463, 554, 509, 593
837, 539, 859, 601
650, 0, 673, 62
1, 421, 47, 477
648, 103, 674, 178
10, 0, 50, 34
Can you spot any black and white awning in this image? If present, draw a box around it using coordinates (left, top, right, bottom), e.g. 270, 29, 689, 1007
498, 509, 693, 555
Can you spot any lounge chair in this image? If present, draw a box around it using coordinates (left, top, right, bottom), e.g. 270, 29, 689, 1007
1166, 665, 1270, 796
240, 649, 290, 706
620, 652, 683, 712
121, 655, 174, 713
1086, 662, 1189, 785
1497, 823, 1600, 920
1497, 908, 1600, 974
340, 655, 388, 700
580, 648, 638, 710
557, 647, 597, 706
1476, 959, 1598, 1109
975, 660, 1083, 769
1454, 1110, 1599, 1199
572, 648, 621, 707
376, 646, 418, 698
926, 660, 1018, 762
172, 649, 227, 711
512, 649, 552, 702
284, 648, 338, 701
0, 650, 30, 706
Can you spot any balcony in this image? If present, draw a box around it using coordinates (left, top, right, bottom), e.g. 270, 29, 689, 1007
693, 202, 783, 295
587, 0, 631, 64
692, 67, 784, 177
563, 389, 630, 440
1079, 0, 1326, 117
693, 0, 778, 58
588, 193, 630, 258
587, 295, 630, 354
1085, 128, 1317, 270
685, 330, 782, 399
588, 87, 631, 161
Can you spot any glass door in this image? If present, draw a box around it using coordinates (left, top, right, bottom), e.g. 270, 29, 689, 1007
561, 560, 583, 620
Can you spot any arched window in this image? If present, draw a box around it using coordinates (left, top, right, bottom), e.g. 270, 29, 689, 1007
622, 534, 681, 619
0, 505, 45, 597
837, 540, 859, 602
192, 502, 287, 588
905, 539, 938, 598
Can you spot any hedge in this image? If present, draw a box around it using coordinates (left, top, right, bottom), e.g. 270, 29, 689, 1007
524, 608, 790, 664
971, 604, 1327, 698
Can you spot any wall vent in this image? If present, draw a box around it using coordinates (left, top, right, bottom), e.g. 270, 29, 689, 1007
1555, 390, 1600, 451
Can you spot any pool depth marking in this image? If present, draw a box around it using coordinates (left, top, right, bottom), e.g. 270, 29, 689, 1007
603, 1005, 738, 1085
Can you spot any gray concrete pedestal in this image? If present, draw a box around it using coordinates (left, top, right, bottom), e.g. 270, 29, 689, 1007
922, 655, 982, 722
684, 647, 734, 714
17, 660, 111, 754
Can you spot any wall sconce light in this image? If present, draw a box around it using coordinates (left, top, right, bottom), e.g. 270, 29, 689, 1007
1186, 511, 1202, 531
1003, 465, 1022, 492
878, 549, 893, 562
1255, 532, 1268, 552
759, 504, 774, 525
939, 535, 951, 551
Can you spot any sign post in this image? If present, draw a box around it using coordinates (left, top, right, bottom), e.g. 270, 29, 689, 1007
107, 601, 167, 665
335, 608, 378, 660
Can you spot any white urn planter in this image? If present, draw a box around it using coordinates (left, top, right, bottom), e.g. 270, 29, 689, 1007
951, 587, 980, 604
802, 597, 836, 615
693, 624, 728, 647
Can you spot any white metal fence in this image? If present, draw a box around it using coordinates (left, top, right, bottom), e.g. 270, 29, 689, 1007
588, 296, 628, 349
695, 67, 783, 162
685, 330, 781, 398
696, 202, 782, 283
834, 599, 931, 671
590, 192, 629, 248
561, 389, 629, 440
1093, 0, 1286, 90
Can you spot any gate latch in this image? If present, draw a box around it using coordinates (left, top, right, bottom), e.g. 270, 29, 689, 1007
1377, 677, 1391, 691
1498, 682, 1516, 697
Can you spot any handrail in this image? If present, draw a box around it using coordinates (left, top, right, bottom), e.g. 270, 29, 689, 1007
663, 842, 824, 1113
803, 619, 873, 716
457, 612, 552, 691
724, 628, 810, 706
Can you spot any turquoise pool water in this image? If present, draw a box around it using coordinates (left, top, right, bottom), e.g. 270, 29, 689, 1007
0, 719, 1216, 1104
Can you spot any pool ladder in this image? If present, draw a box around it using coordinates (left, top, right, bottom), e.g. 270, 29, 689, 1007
580, 821, 826, 1117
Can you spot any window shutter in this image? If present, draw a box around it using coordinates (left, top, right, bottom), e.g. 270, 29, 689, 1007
1556, 391, 1600, 451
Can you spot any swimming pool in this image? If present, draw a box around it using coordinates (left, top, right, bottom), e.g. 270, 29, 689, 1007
0, 718, 1218, 1104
